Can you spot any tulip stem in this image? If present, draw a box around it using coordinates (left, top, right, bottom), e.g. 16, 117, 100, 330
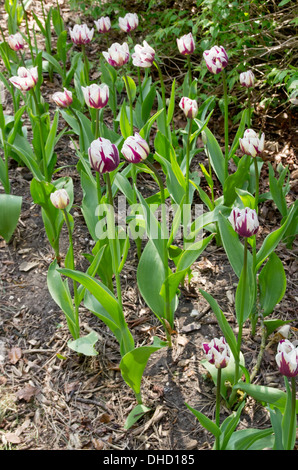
137, 67, 143, 105
184, 118, 193, 248
20, 0, 35, 63
81, 44, 90, 86
63, 208, 80, 339
287, 377, 297, 450
153, 60, 170, 148
30, 89, 49, 182
146, 160, 172, 347
123, 72, 134, 136
187, 55, 192, 94
106, 172, 123, 312
222, 70, 229, 181
254, 157, 259, 212
215, 367, 222, 450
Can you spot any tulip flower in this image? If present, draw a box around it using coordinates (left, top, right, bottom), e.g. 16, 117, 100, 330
203, 336, 230, 449
50, 189, 70, 210
102, 42, 130, 67
239, 129, 265, 158
82, 83, 109, 109
132, 41, 155, 68
179, 96, 198, 119
228, 207, 259, 238
88, 137, 119, 174
69, 24, 94, 45
7, 32, 25, 51
176, 33, 195, 56
203, 45, 228, 74
94, 16, 111, 33
240, 70, 255, 88
203, 337, 230, 369
276, 340, 298, 378
52, 88, 73, 108
118, 13, 138, 33
9, 66, 38, 92
121, 133, 150, 164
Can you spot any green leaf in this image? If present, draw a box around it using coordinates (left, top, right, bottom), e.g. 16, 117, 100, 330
68, 331, 99, 356
219, 401, 245, 449
263, 319, 291, 337
223, 154, 251, 206
0, 194, 22, 242
195, 123, 225, 185
123, 75, 136, 103
258, 252, 287, 316
185, 403, 222, 438
235, 259, 256, 324
166, 79, 175, 125
119, 101, 131, 140
235, 383, 298, 413
225, 427, 274, 450
124, 404, 151, 430
120, 337, 167, 399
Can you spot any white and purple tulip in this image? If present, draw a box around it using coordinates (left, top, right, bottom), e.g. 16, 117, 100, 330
94, 16, 111, 33
121, 133, 150, 164
176, 33, 195, 56
82, 83, 109, 109
240, 70, 255, 88
239, 129, 265, 158
8, 32, 25, 51
228, 207, 259, 238
50, 189, 70, 210
102, 42, 130, 67
88, 137, 120, 174
276, 340, 298, 378
203, 46, 228, 74
202, 337, 230, 369
9, 66, 38, 92
118, 13, 138, 33
52, 88, 73, 108
69, 24, 94, 45
132, 41, 155, 68
179, 96, 198, 119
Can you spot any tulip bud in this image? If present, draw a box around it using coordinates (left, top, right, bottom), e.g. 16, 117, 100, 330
275, 340, 298, 378
202, 337, 230, 369
9, 66, 38, 92
203, 46, 228, 74
132, 41, 155, 68
179, 97, 198, 119
52, 88, 73, 108
121, 133, 150, 164
119, 13, 138, 33
94, 16, 111, 33
102, 42, 130, 67
50, 189, 70, 210
7, 32, 25, 51
88, 137, 120, 174
240, 70, 255, 88
176, 33, 195, 56
239, 129, 265, 158
81, 83, 109, 109
69, 24, 94, 45
228, 207, 259, 238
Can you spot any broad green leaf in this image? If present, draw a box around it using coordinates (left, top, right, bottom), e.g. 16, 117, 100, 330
124, 404, 151, 430
219, 401, 245, 450
123, 75, 136, 103
120, 337, 168, 400
119, 101, 131, 140
258, 252, 287, 316
269, 407, 284, 450
235, 260, 256, 324
185, 403, 221, 438
195, 122, 225, 185
223, 154, 251, 206
68, 331, 99, 356
225, 428, 274, 450
0, 194, 22, 242
235, 383, 298, 413
166, 79, 175, 125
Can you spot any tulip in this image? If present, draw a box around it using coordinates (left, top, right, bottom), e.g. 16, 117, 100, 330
9, 66, 38, 91
102, 42, 130, 67
52, 88, 73, 108
94, 16, 111, 33
118, 13, 138, 33
82, 83, 109, 109
179, 96, 198, 119
7, 32, 24, 51
69, 24, 94, 45
176, 33, 195, 56
132, 41, 155, 68
239, 129, 265, 158
121, 133, 150, 164
276, 340, 298, 378
240, 70, 255, 88
203, 337, 230, 369
203, 45, 228, 74
88, 137, 119, 174
228, 207, 259, 238
50, 189, 70, 210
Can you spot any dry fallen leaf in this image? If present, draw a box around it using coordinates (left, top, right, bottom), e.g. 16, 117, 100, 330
16, 385, 39, 402
8, 347, 22, 364
3, 432, 21, 445
19, 261, 39, 272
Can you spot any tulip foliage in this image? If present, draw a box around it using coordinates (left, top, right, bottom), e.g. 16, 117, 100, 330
0, 0, 297, 445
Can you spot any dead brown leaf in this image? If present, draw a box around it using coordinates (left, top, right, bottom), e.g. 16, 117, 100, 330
3, 432, 21, 444
16, 385, 39, 402
8, 347, 22, 364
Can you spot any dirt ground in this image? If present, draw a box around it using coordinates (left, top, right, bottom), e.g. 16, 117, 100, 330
0, 0, 297, 451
